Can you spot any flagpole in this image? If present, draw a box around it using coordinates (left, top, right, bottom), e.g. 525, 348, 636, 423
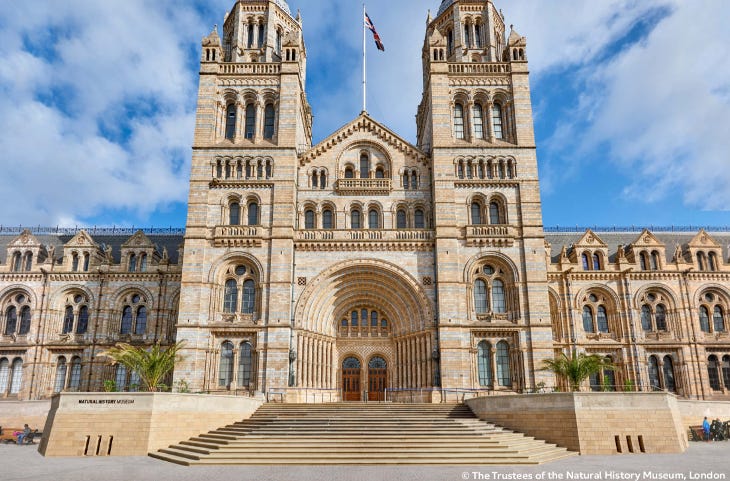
362, 2, 367, 113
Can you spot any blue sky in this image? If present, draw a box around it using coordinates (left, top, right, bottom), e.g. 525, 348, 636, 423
0, 0, 728, 229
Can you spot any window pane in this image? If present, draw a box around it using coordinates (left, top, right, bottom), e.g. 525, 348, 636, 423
264, 105, 276, 139
120, 306, 133, 334
115, 365, 127, 391
477, 341, 491, 387
454, 104, 464, 139
69, 357, 82, 391
351, 311, 358, 327
489, 202, 500, 224
496, 342, 511, 387
129, 254, 137, 272
248, 202, 259, 225
714, 306, 725, 332
371, 311, 378, 327
229, 203, 240, 226
224, 279, 238, 313
708, 356, 721, 390
414, 210, 425, 229
351, 210, 361, 229
492, 280, 506, 313
63, 306, 74, 334
473, 104, 484, 139
593, 254, 601, 271
19, 306, 31, 335
242, 280, 256, 314
245, 104, 256, 139
10, 359, 23, 394
323, 210, 333, 229
597, 306, 609, 333
655, 304, 667, 331
135, 307, 147, 335
492, 104, 503, 139
471, 203, 482, 225
368, 210, 379, 229
474, 279, 488, 314
54, 357, 67, 393
582, 306, 594, 333
219, 342, 234, 387
663, 356, 676, 393
641, 305, 652, 331
305, 210, 315, 230
648, 356, 660, 390
76, 306, 89, 334
225, 104, 236, 140
238, 342, 253, 387
397, 210, 407, 229
699, 306, 711, 333
4, 306, 17, 335
360, 154, 369, 178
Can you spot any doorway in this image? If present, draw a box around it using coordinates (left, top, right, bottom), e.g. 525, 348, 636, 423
368, 356, 387, 401
342, 357, 361, 401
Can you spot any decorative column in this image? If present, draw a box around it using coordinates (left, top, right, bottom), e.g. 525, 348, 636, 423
486, 99, 495, 143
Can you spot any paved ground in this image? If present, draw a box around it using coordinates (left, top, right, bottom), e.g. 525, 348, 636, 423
3, 442, 728, 481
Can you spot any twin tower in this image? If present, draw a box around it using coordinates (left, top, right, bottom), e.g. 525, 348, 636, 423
176, 0, 550, 401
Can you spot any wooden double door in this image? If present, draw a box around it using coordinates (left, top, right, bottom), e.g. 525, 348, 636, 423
342, 356, 387, 402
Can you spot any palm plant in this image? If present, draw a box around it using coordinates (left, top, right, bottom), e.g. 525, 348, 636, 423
98, 341, 185, 392
542, 351, 615, 392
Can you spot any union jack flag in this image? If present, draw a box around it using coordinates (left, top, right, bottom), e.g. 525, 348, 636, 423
365, 13, 385, 51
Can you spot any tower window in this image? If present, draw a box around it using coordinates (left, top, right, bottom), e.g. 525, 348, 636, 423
397, 209, 407, 229
414, 209, 425, 229
464, 23, 471, 48
368, 209, 380, 229
305, 210, 315, 230
475, 24, 482, 48
322, 209, 334, 229
360, 154, 369, 179
473, 104, 484, 139
492, 103, 504, 140
351, 210, 361, 229
247, 23, 254, 48
245, 104, 256, 139
248, 201, 259, 226
225, 104, 237, 140
454, 103, 465, 139
471, 202, 482, 225
264, 104, 276, 140
229, 202, 241, 226
257, 22, 265, 48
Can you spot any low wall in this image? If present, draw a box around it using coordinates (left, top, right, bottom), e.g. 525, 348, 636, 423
678, 399, 730, 427
0, 400, 51, 431
38, 392, 262, 457
467, 392, 687, 455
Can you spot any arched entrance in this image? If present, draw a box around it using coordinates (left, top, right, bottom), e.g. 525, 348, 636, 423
368, 356, 387, 401
342, 357, 362, 401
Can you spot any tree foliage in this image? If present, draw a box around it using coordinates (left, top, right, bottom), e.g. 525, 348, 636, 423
542, 351, 615, 392
98, 342, 185, 392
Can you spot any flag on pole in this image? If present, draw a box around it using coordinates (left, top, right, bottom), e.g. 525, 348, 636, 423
365, 12, 385, 51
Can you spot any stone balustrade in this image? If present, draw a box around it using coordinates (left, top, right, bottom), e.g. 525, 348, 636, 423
219, 63, 281, 75
448, 63, 511, 74
335, 178, 391, 195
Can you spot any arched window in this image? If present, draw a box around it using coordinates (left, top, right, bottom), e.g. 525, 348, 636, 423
76, 306, 88, 335
410, 172, 417, 189
276, 30, 282, 55
477, 341, 492, 387
225, 104, 237, 140
639, 252, 649, 271
23, 252, 32, 271
266, 160, 273, 179
582, 306, 594, 333
474, 279, 488, 314
129, 253, 137, 272
603, 357, 616, 391
257, 23, 264, 48
582, 253, 591, 271
655, 304, 667, 331
247, 22, 254, 48
368, 209, 379, 229
708, 355, 721, 390
264, 104, 276, 139
345, 167, 354, 179
464, 22, 471, 47
54, 357, 67, 393
120, 306, 133, 334
139, 253, 147, 272
414, 209, 425, 229
245, 104, 256, 139
351, 209, 361, 229
19, 306, 31, 335
492, 103, 504, 139
709, 252, 719, 271
360, 153, 369, 179
593, 253, 601, 271
473, 104, 484, 139
224, 279, 238, 313
641, 305, 652, 331
219, 342, 234, 388
238, 342, 253, 387
447, 29, 453, 55
471, 202, 482, 225
72, 253, 79, 272
648, 356, 661, 390
63, 306, 74, 334
492, 279, 506, 314
457, 162, 464, 179
257, 161, 263, 178
242, 280, 256, 314
68, 357, 82, 391
496, 341, 511, 387
370, 311, 378, 327
304, 210, 315, 230
403, 173, 410, 189
312, 172, 319, 189
83, 253, 90, 272
4, 306, 17, 335
375, 167, 384, 179
351, 311, 358, 327
454, 103, 465, 139
135, 306, 147, 335
489, 202, 501, 224
247, 202, 259, 225
651, 251, 660, 271
115, 364, 127, 391
697, 252, 707, 271
663, 356, 676, 393
713, 306, 725, 332
322, 209, 334, 229
475, 23, 482, 48
9, 358, 22, 394
12, 252, 21, 272
597, 306, 609, 333
0, 359, 7, 393
397, 210, 407, 229
699, 306, 711, 333
229, 202, 241, 226
319, 172, 326, 188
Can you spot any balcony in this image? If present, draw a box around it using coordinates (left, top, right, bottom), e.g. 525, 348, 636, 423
219, 63, 281, 75
335, 178, 391, 195
295, 229, 434, 251
448, 63, 511, 75
213, 225, 263, 247
465, 225, 516, 247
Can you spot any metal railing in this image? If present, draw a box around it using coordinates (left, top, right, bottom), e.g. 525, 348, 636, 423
545, 226, 730, 233
0, 226, 185, 236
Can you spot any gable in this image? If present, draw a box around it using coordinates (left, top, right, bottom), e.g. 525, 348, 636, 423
122, 230, 155, 249
687, 229, 722, 248
7, 229, 41, 249
573, 229, 608, 249
630, 229, 666, 249
64, 230, 99, 249
299, 113, 427, 166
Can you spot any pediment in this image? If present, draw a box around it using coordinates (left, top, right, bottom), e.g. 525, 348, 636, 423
299, 113, 428, 166
122, 230, 154, 249
573, 229, 608, 249
7, 229, 41, 248
630, 229, 665, 248
688, 229, 721, 248
430, 28, 446, 47
64, 230, 99, 249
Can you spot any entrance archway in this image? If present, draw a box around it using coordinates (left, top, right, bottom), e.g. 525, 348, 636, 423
368, 356, 387, 401
342, 357, 361, 401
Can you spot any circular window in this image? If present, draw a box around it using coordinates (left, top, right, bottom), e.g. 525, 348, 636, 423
589, 294, 598, 303
706, 293, 715, 302
74, 295, 83, 304
483, 265, 495, 275
132, 294, 141, 304
235, 265, 247, 276
15, 294, 25, 304
647, 293, 657, 302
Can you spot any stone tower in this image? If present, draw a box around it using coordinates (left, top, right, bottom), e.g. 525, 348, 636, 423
176, 0, 312, 393
417, 0, 554, 390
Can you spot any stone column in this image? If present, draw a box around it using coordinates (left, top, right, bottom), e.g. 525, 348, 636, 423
486, 100, 495, 143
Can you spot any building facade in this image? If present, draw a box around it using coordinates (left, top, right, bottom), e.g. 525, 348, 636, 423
1, 0, 729, 402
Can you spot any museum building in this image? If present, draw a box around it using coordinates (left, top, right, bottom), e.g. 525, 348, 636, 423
1, 0, 730, 403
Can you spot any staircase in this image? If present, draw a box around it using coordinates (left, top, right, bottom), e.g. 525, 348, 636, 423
149, 403, 576, 465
